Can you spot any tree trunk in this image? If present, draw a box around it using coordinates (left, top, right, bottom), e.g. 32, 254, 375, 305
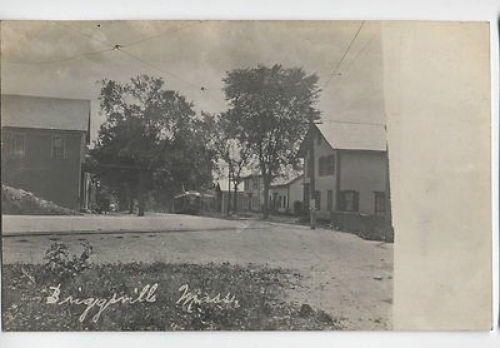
227, 172, 231, 216
123, 181, 133, 214
262, 175, 270, 219
233, 182, 238, 214
138, 169, 146, 217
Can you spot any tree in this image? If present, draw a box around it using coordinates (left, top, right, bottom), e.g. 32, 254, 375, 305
201, 111, 254, 215
93, 75, 210, 216
222, 64, 320, 218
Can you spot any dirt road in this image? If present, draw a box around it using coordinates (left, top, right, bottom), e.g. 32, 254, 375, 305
2, 214, 393, 330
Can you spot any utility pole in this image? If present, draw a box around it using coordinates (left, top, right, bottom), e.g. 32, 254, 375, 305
309, 122, 316, 230
384, 126, 393, 241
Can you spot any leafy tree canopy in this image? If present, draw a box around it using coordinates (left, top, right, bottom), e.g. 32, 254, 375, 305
91, 75, 214, 215
222, 64, 321, 217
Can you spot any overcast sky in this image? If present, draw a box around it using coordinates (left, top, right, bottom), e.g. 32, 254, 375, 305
1, 20, 385, 141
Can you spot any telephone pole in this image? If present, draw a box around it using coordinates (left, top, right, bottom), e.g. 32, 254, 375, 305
309, 121, 316, 229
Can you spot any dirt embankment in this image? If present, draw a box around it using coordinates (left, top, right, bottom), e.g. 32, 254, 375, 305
2, 184, 77, 215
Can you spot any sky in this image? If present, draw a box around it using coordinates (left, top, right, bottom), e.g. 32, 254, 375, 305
1, 20, 385, 142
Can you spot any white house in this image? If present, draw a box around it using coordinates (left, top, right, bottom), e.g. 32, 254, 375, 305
299, 123, 389, 221
269, 174, 304, 215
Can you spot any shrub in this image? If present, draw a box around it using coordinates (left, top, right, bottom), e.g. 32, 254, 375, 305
43, 242, 94, 282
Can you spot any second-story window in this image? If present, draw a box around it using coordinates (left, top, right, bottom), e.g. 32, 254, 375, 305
318, 157, 325, 176
52, 135, 66, 160
327, 155, 335, 175
319, 155, 335, 176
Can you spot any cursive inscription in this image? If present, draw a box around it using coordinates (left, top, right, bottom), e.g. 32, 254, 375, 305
176, 284, 239, 313
46, 283, 158, 322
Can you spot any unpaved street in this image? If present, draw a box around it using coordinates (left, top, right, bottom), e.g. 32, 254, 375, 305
2, 214, 393, 329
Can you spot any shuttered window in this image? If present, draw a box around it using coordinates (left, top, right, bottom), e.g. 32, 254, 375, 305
340, 190, 359, 212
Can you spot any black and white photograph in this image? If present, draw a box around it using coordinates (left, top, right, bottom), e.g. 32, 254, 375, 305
0, 16, 493, 336
1, 20, 394, 331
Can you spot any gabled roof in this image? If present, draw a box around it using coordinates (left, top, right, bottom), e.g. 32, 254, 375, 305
299, 122, 387, 155
271, 173, 304, 188
1, 94, 90, 132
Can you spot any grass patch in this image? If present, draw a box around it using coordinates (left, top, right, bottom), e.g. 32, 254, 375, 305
2, 262, 342, 331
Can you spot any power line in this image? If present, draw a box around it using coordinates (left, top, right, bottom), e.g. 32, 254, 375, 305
113, 46, 202, 89
323, 21, 365, 88
4, 21, 210, 91
3, 47, 114, 65
320, 119, 385, 126
343, 34, 375, 76
328, 34, 376, 97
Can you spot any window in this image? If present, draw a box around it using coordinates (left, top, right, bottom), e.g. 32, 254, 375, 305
317, 133, 322, 146
319, 155, 335, 176
6, 133, 26, 159
340, 190, 359, 212
52, 135, 66, 160
315, 191, 321, 211
374, 192, 386, 216
318, 157, 325, 176
326, 155, 335, 175
283, 196, 286, 209
327, 190, 333, 211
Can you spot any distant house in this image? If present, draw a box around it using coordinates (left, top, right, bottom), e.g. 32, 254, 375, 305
269, 174, 304, 215
1, 94, 91, 211
241, 174, 265, 212
216, 179, 249, 214
298, 123, 389, 222
240, 172, 305, 215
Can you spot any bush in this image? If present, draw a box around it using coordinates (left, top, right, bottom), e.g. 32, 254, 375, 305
330, 212, 394, 243
43, 242, 94, 282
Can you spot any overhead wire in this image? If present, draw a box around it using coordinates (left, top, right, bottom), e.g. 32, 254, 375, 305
323, 21, 365, 88
328, 33, 376, 97
3, 47, 114, 65
320, 119, 385, 126
113, 46, 203, 90
319, 23, 386, 127
4, 21, 211, 91
5, 20, 383, 127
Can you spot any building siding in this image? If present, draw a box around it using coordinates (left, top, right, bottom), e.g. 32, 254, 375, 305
304, 131, 337, 218
1, 127, 86, 210
302, 128, 387, 219
339, 150, 387, 215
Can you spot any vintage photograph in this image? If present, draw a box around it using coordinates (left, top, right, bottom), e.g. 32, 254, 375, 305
1, 19, 462, 332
